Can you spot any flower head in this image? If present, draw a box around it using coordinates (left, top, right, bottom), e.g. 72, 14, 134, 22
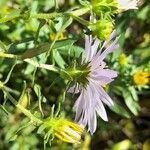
43, 117, 84, 144
68, 31, 119, 134
133, 71, 149, 86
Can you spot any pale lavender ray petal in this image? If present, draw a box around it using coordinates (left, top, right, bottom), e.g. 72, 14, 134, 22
98, 86, 114, 106
89, 38, 100, 61
85, 85, 93, 107
90, 44, 118, 69
85, 35, 91, 53
90, 81, 113, 107
73, 89, 83, 108
93, 36, 119, 66
98, 90, 113, 107
99, 69, 118, 78
84, 35, 92, 62
90, 75, 114, 85
67, 85, 80, 93
78, 85, 96, 131
90, 69, 118, 79
95, 99, 108, 121
78, 107, 88, 127
97, 39, 119, 62
74, 90, 85, 121
109, 30, 117, 40
88, 109, 97, 134
96, 30, 117, 55
100, 97, 113, 107
75, 88, 90, 123
89, 82, 108, 121
102, 30, 117, 48
89, 60, 106, 71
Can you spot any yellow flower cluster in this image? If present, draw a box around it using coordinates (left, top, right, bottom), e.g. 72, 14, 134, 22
49, 32, 64, 41
133, 71, 149, 85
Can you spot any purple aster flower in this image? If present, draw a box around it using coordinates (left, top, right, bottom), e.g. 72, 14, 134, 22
68, 31, 119, 134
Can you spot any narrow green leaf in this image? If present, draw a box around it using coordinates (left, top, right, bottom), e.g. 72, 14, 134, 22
53, 50, 66, 68
111, 102, 131, 118
122, 90, 140, 115
20, 39, 76, 59
34, 84, 44, 117
4, 60, 17, 84
128, 86, 138, 101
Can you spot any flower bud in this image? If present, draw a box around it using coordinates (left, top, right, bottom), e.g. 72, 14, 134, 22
118, 54, 128, 66
89, 19, 113, 40
91, 0, 118, 14
92, 0, 138, 14
42, 117, 84, 144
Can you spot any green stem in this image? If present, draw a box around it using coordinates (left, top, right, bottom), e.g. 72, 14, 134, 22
4, 86, 20, 95
30, 7, 90, 20
24, 58, 59, 73
71, 7, 90, 16
0, 51, 60, 73
0, 52, 17, 59
30, 13, 61, 19
70, 15, 89, 26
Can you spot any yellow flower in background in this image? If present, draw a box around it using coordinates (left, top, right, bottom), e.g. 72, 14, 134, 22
43, 118, 84, 144
141, 33, 150, 47
133, 71, 149, 85
50, 32, 65, 41
118, 54, 128, 66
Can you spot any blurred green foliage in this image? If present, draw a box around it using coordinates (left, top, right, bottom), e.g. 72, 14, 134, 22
0, 0, 150, 150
